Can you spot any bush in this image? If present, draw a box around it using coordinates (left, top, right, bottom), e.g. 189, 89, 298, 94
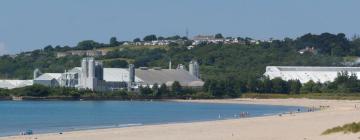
0, 89, 10, 97
190, 92, 214, 99
322, 122, 360, 135
13, 85, 52, 97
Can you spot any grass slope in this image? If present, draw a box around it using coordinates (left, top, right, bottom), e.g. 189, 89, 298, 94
322, 122, 360, 135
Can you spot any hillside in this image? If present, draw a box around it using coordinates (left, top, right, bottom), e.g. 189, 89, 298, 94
0, 33, 360, 81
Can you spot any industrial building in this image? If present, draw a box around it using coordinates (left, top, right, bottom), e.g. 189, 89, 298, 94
31, 57, 204, 91
264, 66, 360, 83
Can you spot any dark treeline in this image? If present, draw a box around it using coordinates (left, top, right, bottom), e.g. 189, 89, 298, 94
0, 81, 209, 100
203, 72, 360, 98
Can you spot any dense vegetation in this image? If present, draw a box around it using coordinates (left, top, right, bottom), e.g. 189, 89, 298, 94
2, 33, 360, 98
202, 72, 360, 98
322, 122, 360, 135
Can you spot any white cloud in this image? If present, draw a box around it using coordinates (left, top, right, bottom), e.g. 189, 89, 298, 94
0, 42, 7, 55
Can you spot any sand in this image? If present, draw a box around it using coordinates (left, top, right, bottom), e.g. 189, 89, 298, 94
1, 98, 360, 140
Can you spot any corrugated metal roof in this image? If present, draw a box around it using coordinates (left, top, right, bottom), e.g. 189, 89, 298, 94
103, 68, 142, 82
135, 69, 202, 86
264, 66, 360, 83
68, 67, 204, 87
35, 73, 62, 81
0, 80, 33, 89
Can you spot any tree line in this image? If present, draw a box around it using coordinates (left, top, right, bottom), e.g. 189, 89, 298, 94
203, 71, 360, 98
1, 71, 360, 100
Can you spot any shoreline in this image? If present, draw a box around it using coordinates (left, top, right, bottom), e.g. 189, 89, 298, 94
0, 100, 303, 137
1, 98, 360, 140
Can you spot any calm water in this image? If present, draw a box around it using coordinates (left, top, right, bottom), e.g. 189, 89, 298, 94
0, 101, 303, 136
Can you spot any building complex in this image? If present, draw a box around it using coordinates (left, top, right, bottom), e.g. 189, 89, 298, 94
28, 58, 203, 91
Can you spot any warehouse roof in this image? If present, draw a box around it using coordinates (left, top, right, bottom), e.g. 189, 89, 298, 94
135, 69, 203, 86
264, 66, 360, 83
103, 68, 142, 82
71, 67, 204, 87
35, 73, 62, 81
0, 80, 33, 89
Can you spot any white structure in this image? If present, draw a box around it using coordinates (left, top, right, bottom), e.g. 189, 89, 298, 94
59, 70, 79, 88
34, 73, 62, 87
189, 60, 200, 78
264, 66, 360, 83
33, 69, 41, 79
0, 80, 33, 89
1, 57, 204, 91
78, 57, 106, 91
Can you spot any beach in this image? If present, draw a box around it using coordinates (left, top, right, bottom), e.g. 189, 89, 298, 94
1, 98, 360, 140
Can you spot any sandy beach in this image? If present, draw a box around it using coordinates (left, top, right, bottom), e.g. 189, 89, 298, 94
1, 98, 360, 140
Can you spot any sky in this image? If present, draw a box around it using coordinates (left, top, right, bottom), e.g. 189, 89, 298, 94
1, 0, 360, 54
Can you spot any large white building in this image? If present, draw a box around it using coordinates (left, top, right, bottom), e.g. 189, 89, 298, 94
264, 66, 360, 84
0, 80, 33, 89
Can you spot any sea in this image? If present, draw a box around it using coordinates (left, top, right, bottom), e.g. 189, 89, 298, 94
0, 101, 304, 136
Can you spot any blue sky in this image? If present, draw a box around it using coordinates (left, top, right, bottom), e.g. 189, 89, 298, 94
1, 0, 360, 54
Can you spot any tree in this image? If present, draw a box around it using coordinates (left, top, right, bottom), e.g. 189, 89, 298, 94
224, 77, 237, 97
247, 79, 259, 93
157, 36, 165, 40
140, 85, 153, 97
44, 45, 54, 52
288, 80, 302, 94
152, 83, 160, 97
166, 35, 181, 40
110, 37, 119, 47
143, 35, 157, 41
76, 40, 101, 50
103, 60, 128, 68
215, 33, 224, 39
19, 84, 51, 97
159, 83, 169, 97
260, 76, 272, 93
271, 78, 288, 93
172, 81, 183, 96
133, 38, 141, 42
301, 80, 318, 93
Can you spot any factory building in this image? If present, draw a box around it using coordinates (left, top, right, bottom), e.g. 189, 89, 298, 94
264, 66, 360, 84
78, 57, 107, 91
34, 73, 62, 87
29, 57, 204, 91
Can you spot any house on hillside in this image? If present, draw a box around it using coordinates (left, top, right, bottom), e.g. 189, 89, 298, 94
56, 50, 109, 58
298, 47, 317, 55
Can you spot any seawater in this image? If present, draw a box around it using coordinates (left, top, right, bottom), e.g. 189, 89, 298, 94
0, 101, 303, 136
